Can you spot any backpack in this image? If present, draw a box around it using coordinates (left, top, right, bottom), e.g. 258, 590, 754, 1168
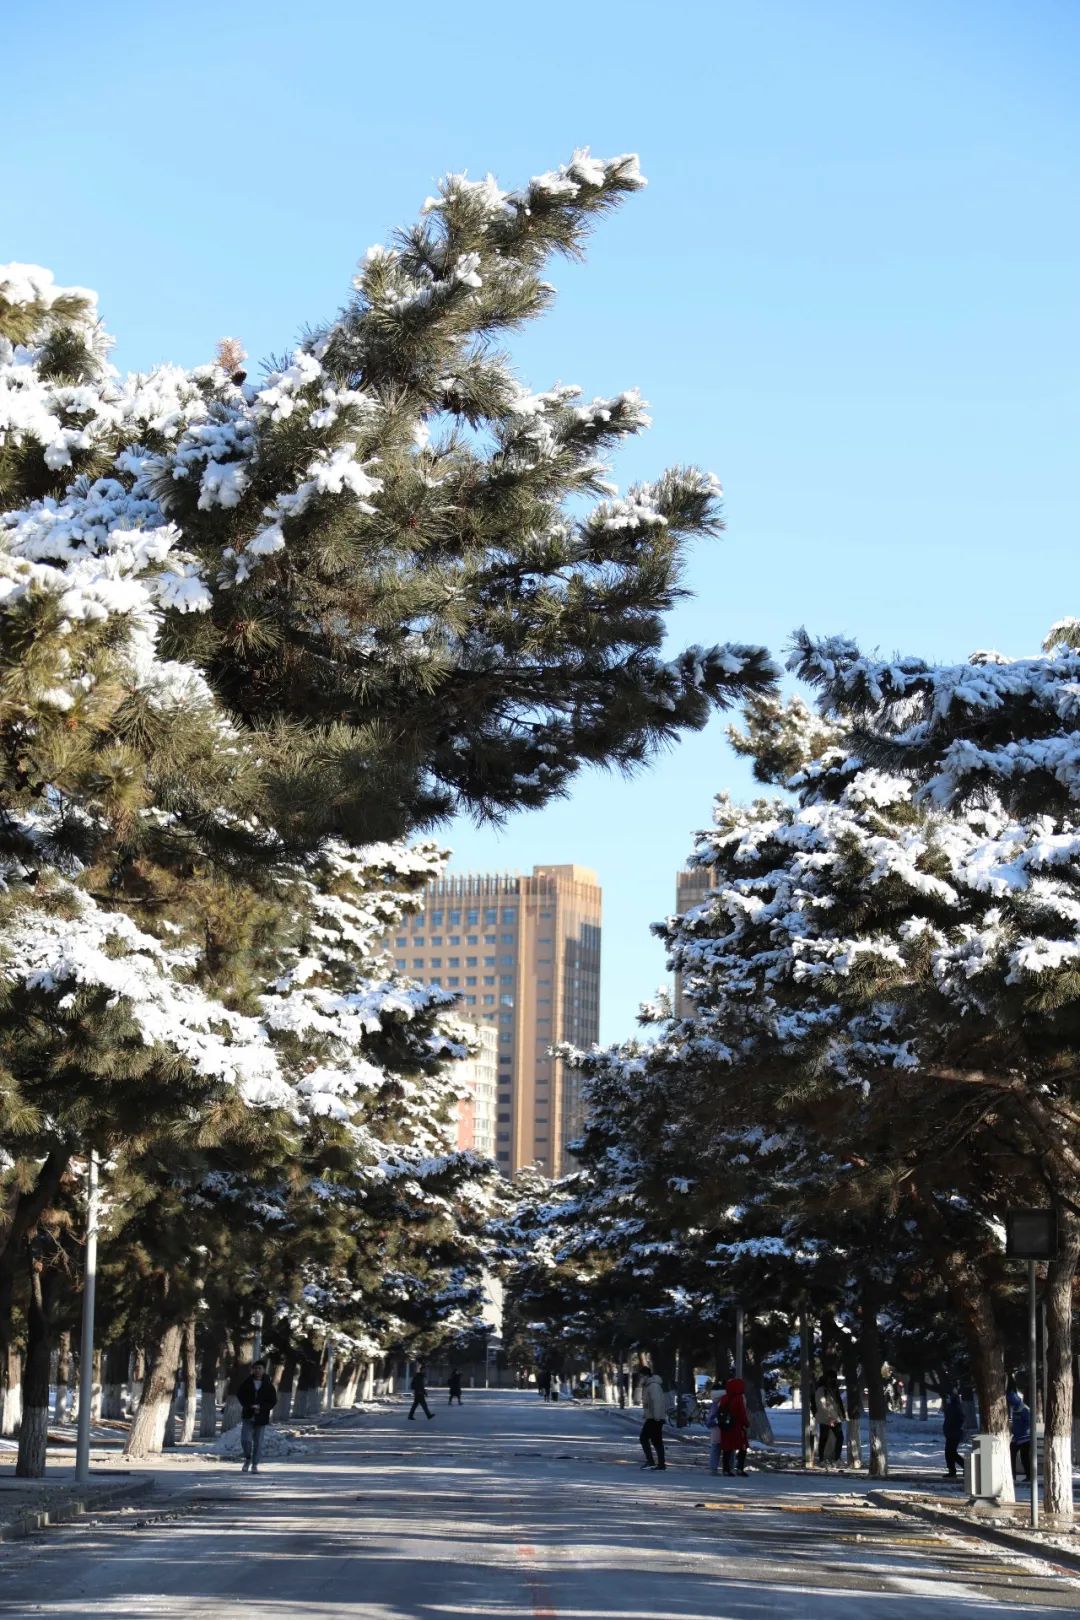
708, 1402, 735, 1431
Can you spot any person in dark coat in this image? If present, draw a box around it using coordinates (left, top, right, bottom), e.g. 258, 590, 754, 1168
237, 1360, 278, 1474
717, 1376, 751, 1476
942, 1389, 965, 1479
448, 1369, 463, 1406
1008, 1389, 1032, 1480
409, 1364, 434, 1421
813, 1374, 846, 1468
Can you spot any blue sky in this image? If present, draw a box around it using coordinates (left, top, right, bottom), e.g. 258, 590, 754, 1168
7, 0, 1078, 1039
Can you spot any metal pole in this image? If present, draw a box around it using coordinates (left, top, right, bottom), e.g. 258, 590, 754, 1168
1029, 1259, 1039, 1530
75, 1151, 99, 1485
735, 1305, 745, 1382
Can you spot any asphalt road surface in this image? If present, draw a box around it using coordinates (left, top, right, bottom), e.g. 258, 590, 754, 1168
1, 1389, 1079, 1618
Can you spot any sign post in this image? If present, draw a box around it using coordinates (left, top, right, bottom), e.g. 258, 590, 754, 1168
1005, 1209, 1058, 1529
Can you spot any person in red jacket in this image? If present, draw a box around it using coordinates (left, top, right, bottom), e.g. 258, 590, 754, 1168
717, 1376, 750, 1477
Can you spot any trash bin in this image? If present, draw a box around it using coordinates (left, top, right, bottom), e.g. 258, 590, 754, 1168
964, 1434, 1005, 1500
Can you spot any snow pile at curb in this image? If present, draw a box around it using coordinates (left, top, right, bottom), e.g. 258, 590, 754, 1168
202, 1425, 308, 1460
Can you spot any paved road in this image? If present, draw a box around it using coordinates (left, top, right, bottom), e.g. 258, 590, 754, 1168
1, 1389, 1078, 1617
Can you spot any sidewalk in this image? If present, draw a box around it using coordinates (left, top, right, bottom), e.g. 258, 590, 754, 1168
0, 1467, 155, 1542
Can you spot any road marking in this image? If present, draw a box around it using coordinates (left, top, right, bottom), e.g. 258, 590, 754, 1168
516, 1542, 556, 1619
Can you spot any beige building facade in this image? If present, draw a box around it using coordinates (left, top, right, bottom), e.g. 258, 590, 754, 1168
387, 864, 601, 1176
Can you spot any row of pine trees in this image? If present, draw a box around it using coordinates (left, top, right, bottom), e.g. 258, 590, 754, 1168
0, 155, 773, 1472
507, 629, 1080, 1518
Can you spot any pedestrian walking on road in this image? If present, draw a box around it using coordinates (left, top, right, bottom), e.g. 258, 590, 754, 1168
448, 1369, 463, 1406
408, 1365, 435, 1421
942, 1388, 965, 1479
237, 1360, 278, 1474
712, 1377, 750, 1476
639, 1371, 668, 1471
1008, 1390, 1032, 1481
813, 1374, 845, 1469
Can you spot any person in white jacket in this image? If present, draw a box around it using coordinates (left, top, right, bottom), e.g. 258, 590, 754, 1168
639, 1372, 668, 1470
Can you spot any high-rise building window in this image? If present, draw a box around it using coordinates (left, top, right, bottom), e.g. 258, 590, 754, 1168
484, 934, 496, 945
484, 957, 496, 967
412, 959, 424, 970
483, 994, 495, 1004
501, 933, 515, 943
449, 957, 460, 967
466, 976, 477, 986
395, 959, 406, 970
502, 908, 516, 923
449, 935, 461, 945
431, 936, 443, 945
465, 995, 476, 1005
466, 935, 478, 946
466, 957, 478, 967
500, 954, 514, 965
448, 976, 460, 986
396, 937, 407, 948
467, 909, 479, 925
449, 910, 461, 925
500, 994, 514, 1006
500, 974, 513, 985
430, 957, 442, 967
483, 975, 495, 986
430, 910, 443, 926
484, 908, 498, 924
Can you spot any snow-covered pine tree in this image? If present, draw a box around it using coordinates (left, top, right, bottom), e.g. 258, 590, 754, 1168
792, 626, 1080, 1515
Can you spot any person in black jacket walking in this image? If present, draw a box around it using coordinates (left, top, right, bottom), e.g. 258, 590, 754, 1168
409, 1365, 434, 1420
237, 1361, 278, 1474
942, 1388, 966, 1479
448, 1369, 463, 1406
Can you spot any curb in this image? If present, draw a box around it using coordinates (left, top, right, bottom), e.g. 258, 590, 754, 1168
866, 1490, 1080, 1577
0, 1475, 155, 1544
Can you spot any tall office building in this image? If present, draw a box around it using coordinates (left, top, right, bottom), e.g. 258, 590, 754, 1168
385, 865, 601, 1176
452, 1020, 498, 1160
673, 865, 718, 1016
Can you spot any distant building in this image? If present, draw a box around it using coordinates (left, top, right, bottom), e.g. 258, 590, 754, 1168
385, 864, 601, 1177
453, 1020, 498, 1160
673, 866, 718, 1017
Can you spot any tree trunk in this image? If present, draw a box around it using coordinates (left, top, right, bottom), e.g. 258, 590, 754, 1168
799, 1306, 815, 1466
841, 1333, 864, 1469
123, 1321, 183, 1459
960, 1279, 1014, 1502
53, 1330, 72, 1423
1043, 1209, 1080, 1520
199, 1336, 220, 1439
361, 1360, 375, 1402
333, 1359, 360, 1408
1, 1344, 23, 1437
276, 1351, 298, 1422
860, 1280, 888, 1478
101, 1340, 129, 1420
90, 1347, 103, 1421
178, 1319, 198, 1445
294, 1355, 318, 1418
743, 1347, 774, 1443
128, 1344, 145, 1416
16, 1258, 54, 1478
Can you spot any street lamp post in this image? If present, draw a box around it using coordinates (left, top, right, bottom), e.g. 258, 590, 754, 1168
1005, 1208, 1058, 1530
75, 1152, 100, 1485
